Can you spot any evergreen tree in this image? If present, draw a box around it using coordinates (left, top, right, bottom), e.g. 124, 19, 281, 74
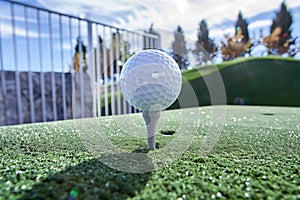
196, 20, 209, 51
195, 19, 215, 54
235, 11, 249, 44
143, 23, 160, 49
270, 2, 293, 46
194, 19, 216, 64
94, 33, 130, 79
73, 36, 87, 72
172, 25, 188, 69
75, 36, 87, 56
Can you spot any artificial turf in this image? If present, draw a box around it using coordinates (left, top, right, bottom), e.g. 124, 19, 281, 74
178, 57, 300, 107
0, 105, 299, 199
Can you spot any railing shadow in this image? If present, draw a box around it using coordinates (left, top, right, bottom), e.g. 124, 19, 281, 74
20, 153, 153, 200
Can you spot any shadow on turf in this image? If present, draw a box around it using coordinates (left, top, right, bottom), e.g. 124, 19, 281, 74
20, 153, 152, 200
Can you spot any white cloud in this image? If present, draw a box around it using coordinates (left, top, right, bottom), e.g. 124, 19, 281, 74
248, 20, 272, 30
9, 0, 300, 28
210, 27, 235, 39
3, 0, 300, 48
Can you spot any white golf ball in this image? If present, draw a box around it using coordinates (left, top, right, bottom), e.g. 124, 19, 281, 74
119, 49, 182, 112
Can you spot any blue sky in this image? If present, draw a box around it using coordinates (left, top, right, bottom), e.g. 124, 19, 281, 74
28, 0, 300, 47
0, 0, 299, 71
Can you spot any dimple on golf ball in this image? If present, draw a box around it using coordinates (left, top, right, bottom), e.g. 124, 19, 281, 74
119, 49, 182, 112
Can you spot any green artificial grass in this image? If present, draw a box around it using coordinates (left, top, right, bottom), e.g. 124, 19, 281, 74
0, 106, 299, 199
170, 57, 300, 108
182, 56, 300, 82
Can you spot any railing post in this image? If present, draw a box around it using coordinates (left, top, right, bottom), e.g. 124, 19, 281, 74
120, 31, 126, 114
87, 20, 94, 117
110, 28, 115, 115
95, 25, 102, 117
48, 12, 57, 121
11, 3, 23, 124
115, 31, 121, 115
37, 10, 46, 122
78, 28, 84, 118
103, 27, 109, 116
0, 15, 7, 125
25, 7, 35, 123
69, 17, 75, 120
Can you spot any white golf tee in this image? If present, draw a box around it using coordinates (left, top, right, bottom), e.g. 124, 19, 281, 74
142, 111, 161, 149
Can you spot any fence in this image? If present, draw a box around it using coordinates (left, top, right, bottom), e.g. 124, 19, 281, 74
0, 0, 160, 126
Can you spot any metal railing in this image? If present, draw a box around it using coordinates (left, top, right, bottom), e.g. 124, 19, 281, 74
0, 0, 160, 125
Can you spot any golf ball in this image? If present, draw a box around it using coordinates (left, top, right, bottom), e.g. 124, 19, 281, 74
119, 49, 182, 112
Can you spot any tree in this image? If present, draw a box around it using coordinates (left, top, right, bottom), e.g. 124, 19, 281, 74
262, 2, 293, 55
143, 23, 160, 49
196, 20, 208, 52
194, 19, 216, 63
172, 25, 188, 69
94, 33, 130, 80
196, 19, 216, 53
235, 11, 249, 44
73, 36, 87, 72
270, 2, 292, 46
221, 12, 251, 60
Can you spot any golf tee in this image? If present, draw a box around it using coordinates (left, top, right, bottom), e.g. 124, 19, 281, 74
142, 111, 161, 149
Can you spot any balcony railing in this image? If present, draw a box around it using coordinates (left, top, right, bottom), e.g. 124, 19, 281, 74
0, 0, 160, 125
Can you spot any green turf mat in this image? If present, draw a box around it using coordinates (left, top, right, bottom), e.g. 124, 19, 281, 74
174, 58, 300, 108
0, 106, 299, 199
